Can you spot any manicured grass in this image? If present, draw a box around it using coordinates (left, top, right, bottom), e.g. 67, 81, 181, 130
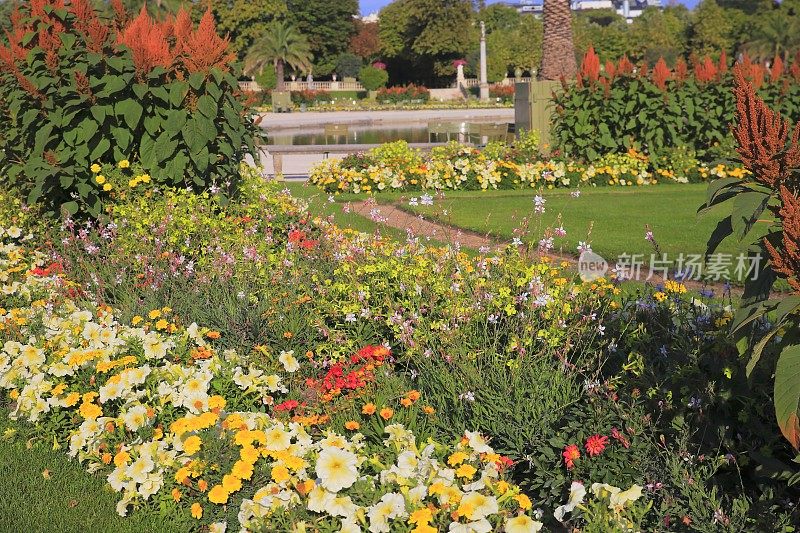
402, 184, 758, 264
0, 410, 189, 533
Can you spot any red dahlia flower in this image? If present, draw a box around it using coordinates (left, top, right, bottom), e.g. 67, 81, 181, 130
585, 434, 609, 457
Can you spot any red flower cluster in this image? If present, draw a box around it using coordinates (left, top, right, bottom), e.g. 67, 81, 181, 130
30, 262, 64, 277
304, 345, 390, 402
376, 84, 430, 104
288, 229, 319, 251
274, 399, 301, 412
563, 431, 627, 469
0, 1, 234, 82
573, 47, 800, 97
579, 46, 601, 86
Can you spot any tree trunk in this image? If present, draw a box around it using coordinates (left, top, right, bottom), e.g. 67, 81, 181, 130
539, 0, 577, 80
276, 60, 285, 92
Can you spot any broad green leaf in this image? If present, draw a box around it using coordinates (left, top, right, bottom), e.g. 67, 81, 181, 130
775, 344, 800, 450
90, 137, 111, 161
188, 72, 205, 90
731, 191, 770, 242
116, 99, 143, 130
705, 215, 732, 258
62, 201, 79, 215
197, 95, 217, 119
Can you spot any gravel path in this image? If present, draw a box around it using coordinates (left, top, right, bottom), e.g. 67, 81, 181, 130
350, 200, 498, 250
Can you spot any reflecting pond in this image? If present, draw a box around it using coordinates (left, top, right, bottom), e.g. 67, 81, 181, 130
265, 120, 512, 145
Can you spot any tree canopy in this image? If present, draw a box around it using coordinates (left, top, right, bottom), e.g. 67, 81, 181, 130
287, 0, 359, 77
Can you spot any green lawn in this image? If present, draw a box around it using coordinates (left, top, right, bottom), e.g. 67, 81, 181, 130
401, 184, 757, 265
0, 410, 189, 533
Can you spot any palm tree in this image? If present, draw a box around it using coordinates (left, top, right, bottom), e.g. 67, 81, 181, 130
745, 12, 800, 62
244, 20, 313, 92
539, 0, 577, 80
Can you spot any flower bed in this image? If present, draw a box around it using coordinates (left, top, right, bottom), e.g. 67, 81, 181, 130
0, 231, 558, 531
309, 140, 748, 193
1, 156, 798, 530
0, 175, 664, 530
376, 84, 431, 104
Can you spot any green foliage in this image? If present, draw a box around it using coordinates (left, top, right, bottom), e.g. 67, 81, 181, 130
254, 64, 277, 91
552, 69, 800, 162
244, 20, 313, 89
484, 15, 542, 82
357, 65, 389, 91
573, 9, 632, 64
335, 53, 362, 79
628, 6, 691, 65
287, 0, 358, 77
378, 0, 477, 85
690, 0, 735, 58
197, 0, 287, 60
0, 5, 255, 217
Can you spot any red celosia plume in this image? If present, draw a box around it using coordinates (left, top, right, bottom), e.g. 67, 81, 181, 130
178, 7, 234, 74
652, 57, 671, 91
694, 56, 718, 84
579, 46, 601, 86
764, 186, 800, 294
617, 55, 634, 76
675, 58, 688, 82
117, 7, 175, 75
771, 55, 784, 83
732, 66, 800, 189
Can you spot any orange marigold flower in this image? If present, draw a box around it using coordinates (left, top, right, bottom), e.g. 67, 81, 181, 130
400, 398, 413, 408
345, 420, 360, 430
361, 403, 376, 415
208, 484, 229, 504
191, 502, 203, 519
379, 407, 394, 420
563, 444, 580, 470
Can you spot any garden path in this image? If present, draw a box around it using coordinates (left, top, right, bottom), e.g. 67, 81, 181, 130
350, 200, 498, 250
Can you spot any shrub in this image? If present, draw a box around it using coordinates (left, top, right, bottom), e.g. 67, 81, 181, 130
290, 89, 331, 105
357, 65, 389, 91
0, 2, 256, 217
335, 53, 362, 79
489, 84, 515, 102
553, 49, 800, 162
703, 66, 800, 452
254, 64, 277, 91
376, 84, 430, 104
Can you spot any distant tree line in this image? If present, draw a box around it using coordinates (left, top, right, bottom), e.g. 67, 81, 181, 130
2, 0, 798, 88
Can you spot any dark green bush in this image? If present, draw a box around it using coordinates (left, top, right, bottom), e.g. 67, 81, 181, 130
335, 53, 363, 79
0, 1, 256, 217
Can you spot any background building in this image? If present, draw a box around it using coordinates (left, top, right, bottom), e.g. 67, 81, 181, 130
504, 0, 662, 21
